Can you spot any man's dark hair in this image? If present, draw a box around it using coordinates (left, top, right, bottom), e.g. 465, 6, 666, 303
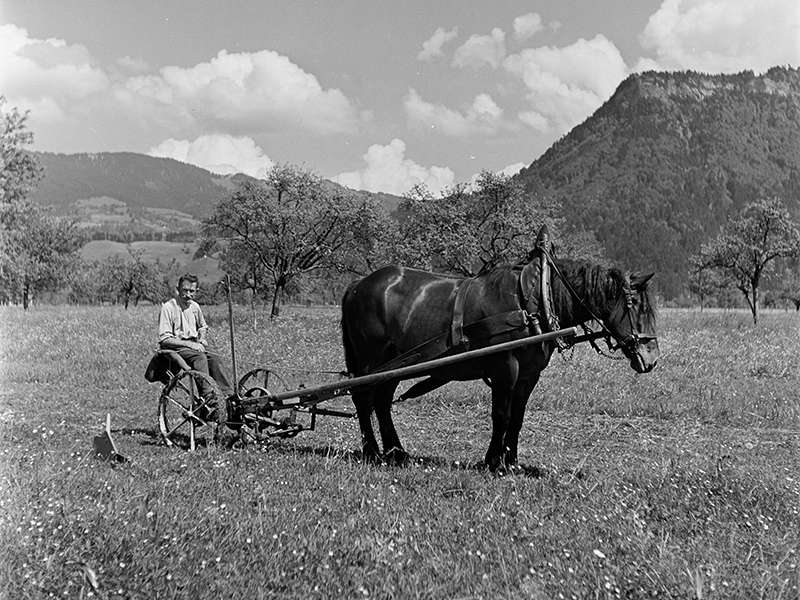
177, 273, 199, 288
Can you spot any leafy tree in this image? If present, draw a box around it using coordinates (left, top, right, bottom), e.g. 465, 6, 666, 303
688, 261, 734, 310
2, 204, 83, 309
204, 164, 375, 317
1, 96, 43, 206
391, 171, 560, 276
101, 249, 165, 308
693, 198, 800, 324
0, 98, 84, 308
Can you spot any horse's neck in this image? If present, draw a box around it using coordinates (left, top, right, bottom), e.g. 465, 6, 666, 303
550, 260, 613, 327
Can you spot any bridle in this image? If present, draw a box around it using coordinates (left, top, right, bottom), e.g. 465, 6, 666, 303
540, 247, 657, 358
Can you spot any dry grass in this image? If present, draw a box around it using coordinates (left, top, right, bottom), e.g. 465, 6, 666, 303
0, 305, 798, 599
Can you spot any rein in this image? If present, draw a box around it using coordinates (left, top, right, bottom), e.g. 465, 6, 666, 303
539, 246, 656, 358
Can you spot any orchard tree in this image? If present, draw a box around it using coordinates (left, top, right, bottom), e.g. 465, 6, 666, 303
101, 249, 164, 308
693, 198, 800, 324
1, 96, 43, 206
392, 171, 560, 276
205, 164, 376, 317
1, 98, 84, 307
2, 206, 82, 308
688, 263, 731, 310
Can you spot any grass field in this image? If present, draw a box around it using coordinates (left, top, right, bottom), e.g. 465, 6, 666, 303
0, 305, 798, 599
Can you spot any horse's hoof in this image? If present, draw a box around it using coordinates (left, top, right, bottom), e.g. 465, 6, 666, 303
484, 457, 506, 475
384, 447, 409, 467
360, 447, 383, 465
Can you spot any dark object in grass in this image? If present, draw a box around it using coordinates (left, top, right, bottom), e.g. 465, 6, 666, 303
341, 225, 659, 472
93, 413, 127, 464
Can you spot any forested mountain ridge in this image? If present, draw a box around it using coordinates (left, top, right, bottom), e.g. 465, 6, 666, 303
30, 151, 249, 216
28, 151, 403, 240
516, 66, 800, 297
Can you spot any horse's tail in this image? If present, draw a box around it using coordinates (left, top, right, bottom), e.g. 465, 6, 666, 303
340, 280, 360, 376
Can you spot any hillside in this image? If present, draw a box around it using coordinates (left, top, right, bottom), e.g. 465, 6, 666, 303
517, 66, 800, 298
30, 152, 245, 216
29, 151, 404, 240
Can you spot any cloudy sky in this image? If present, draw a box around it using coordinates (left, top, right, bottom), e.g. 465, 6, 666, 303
1, 0, 798, 195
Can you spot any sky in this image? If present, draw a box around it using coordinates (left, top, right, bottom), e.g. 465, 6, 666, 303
1, 0, 799, 196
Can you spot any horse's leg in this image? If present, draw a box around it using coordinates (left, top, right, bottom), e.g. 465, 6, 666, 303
352, 389, 382, 464
373, 380, 406, 465
502, 372, 541, 467
484, 353, 520, 472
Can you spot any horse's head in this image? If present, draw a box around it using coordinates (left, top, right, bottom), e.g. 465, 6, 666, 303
605, 272, 659, 373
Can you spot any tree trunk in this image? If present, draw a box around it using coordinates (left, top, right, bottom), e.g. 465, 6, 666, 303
22, 278, 30, 310
750, 284, 759, 325
270, 282, 284, 318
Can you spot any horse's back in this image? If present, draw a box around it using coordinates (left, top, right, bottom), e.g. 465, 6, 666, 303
341, 265, 461, 374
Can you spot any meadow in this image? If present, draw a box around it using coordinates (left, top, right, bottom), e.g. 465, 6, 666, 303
0, 304, 798, 599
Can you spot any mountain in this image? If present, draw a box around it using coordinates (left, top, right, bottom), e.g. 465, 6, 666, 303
29, 151, 403, 240
516, 66, 800, 298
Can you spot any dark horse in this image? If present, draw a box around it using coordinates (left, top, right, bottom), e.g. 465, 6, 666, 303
340, 252, 659, 471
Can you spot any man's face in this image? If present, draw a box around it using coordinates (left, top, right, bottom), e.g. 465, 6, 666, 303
177, 281, 198, 305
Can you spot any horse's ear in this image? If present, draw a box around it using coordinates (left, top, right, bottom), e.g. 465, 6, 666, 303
631, 272, 654, 289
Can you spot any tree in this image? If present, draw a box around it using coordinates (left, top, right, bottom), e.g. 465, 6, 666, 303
391, 171, 560, 276
0, 98, 84, 308
217, 240, 273, 327
693, 198, 800, 324
1, 204, 83, 308
1, 96, 43, 206
100, 249, 165, 308
204, 164, 374, 317
688, 263, 732, 310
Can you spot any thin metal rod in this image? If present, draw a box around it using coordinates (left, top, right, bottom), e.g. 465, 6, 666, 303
268, 326, 580, 404
226, 274, 239, 397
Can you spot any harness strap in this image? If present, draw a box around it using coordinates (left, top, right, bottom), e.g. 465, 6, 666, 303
450, 278, 473, 349
372, 309, 530, 374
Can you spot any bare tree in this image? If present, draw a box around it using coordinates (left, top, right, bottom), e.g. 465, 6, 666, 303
694, 198, 800, 324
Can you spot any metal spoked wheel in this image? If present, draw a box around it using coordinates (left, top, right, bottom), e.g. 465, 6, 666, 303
158, 369, 219, 451
236, 367, 289, 399
235, 367, 299, 441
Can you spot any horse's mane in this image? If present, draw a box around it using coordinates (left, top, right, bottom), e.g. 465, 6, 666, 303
551, 258, 657, 321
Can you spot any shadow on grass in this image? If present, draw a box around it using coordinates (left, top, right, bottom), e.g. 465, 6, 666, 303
250, 440, 547, 478
108, 426, 547, 478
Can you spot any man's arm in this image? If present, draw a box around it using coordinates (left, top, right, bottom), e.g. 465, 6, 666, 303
160, 336, 205, 352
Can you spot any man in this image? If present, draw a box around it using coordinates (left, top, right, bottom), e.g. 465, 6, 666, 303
158, 273, 234, 411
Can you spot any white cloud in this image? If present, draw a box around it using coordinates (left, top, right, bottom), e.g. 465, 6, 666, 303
453, 27, 506, 69
116, 55, 149, 73
333, 138, 455, 196
513, 13, 544, 41
497, 162, 526, 177
148, 134, 274, 178
638, 0, 800, 73
122, 49, 362, 135
504, 35, 628, 133
0, 24, 109, 118
404, 88, 505, 136
418, 27, 458, 61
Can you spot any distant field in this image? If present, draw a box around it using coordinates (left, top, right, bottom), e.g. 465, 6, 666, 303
79, 240, 224, 282
80, 240, 199, 262
0, 306, 797, 598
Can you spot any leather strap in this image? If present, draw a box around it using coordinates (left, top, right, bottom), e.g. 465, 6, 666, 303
450, 278, 473, 349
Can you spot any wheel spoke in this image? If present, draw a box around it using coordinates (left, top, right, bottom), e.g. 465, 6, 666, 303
165, 416, 191, 437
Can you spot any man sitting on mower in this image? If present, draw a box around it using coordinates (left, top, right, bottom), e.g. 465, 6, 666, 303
158, 273, 234, 419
